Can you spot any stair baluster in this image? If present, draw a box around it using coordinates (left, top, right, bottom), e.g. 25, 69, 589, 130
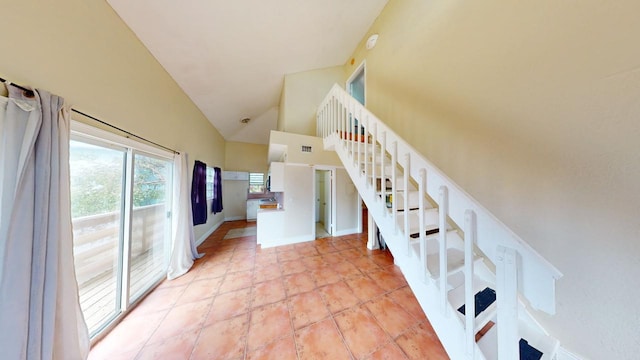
464, 210, 477, 358
364, 117, 369, 188
338, 94, 347, 149
356, 106, 362, 167
372, 122, 377, 196
391, 141, 398, 233
497, 246, 519, 359
419, 168, 427, 282
349, 99, 355, 161
381, 131, 386, 213
439, 185, 449, 314
404, 153, 410, 255
326, 97, 341, 139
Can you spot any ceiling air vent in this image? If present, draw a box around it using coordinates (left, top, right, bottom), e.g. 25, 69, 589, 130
301, 145, 312, 153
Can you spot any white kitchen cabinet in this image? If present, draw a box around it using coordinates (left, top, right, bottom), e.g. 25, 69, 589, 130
246, 199, 260, 221
223, 171, 249, 181
269, 162, 285, 192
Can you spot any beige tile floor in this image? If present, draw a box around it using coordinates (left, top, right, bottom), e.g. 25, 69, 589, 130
88, 221, 449, 360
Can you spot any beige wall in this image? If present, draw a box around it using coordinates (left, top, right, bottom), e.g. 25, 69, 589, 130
1, 0, 226, 241
344, 1, 640, 358
282, 165, 315, 240
279, 66, 345, 136
224, 141, 269, 174
223, 142, 268, 220
334, 169, 359, 234
269, 130, 341, 166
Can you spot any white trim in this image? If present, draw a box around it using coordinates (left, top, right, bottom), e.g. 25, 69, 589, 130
196, 218, 224, 247
333, 227, 360, 237
224, 216, 245, 221
357, 194, 363, 234
556, 347, 585, 360
346, 60, 367, 106
313, 165, 336, 236
71, 120, 175, 160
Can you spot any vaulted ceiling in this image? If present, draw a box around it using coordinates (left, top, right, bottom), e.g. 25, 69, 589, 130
107, 0, 388, 144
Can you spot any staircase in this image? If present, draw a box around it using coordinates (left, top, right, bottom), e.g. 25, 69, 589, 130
317, 84, 563, 360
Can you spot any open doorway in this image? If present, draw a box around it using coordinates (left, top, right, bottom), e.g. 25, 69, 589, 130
315, 169, 332, 238
347, 61, 365, 106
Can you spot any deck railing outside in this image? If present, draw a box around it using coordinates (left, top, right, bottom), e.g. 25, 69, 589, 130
72, 203, 167, 334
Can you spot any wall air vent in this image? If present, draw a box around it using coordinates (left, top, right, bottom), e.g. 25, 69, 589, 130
301, 145, 312, 153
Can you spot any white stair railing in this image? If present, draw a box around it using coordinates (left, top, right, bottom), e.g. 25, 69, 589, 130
465, 210, 477, 358
317, 84, 563, 359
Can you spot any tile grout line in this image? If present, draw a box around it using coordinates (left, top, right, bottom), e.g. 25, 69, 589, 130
186, 239, 228, 360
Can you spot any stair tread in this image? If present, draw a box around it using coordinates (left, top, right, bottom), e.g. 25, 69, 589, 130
477, 318, 559, 360
427, 250, 483, 278
457, 287, 496, 317
396, 208, 440, 235
448, 277, 495, 309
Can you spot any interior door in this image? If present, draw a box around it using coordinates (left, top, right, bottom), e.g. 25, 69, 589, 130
323, 171, 331, 234
315, 172, 322, 222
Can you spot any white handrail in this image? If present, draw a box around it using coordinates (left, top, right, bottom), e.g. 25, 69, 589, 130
317, 84, 562, 314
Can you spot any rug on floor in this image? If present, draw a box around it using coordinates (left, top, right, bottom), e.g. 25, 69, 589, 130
223, 227, 257, 239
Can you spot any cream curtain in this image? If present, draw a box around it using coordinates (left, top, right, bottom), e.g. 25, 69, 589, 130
0, 85, 89, 359
167, 152, 203, 280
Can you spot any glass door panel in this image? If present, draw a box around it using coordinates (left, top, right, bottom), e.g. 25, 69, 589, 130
129, 153, 172, 302
69, 140, 126, 336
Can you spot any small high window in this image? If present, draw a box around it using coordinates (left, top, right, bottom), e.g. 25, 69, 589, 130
249, 172, 265, 193
206, 167, 214, 200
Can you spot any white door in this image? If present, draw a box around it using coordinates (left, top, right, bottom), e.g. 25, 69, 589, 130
315, 172, 322, 222
323, 171, 331, 234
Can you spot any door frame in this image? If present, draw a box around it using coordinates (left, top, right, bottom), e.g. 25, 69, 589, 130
346, 60, 366, 106
313, 166, 336, 237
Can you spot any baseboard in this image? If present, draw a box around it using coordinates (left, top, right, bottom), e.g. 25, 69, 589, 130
333, 227, 360, 237
196, 219, 223, 246
556, 347, 584, 360
224, 216, 245, 221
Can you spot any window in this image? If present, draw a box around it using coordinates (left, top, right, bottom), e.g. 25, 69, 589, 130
69, 122, 173, 338
249, 172, 265, 193
206, 166, 214, 200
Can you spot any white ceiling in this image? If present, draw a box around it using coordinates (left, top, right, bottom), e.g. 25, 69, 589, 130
107, 0, 388, 144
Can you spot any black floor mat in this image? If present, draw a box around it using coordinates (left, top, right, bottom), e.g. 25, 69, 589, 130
457, 287, 496, 317
519, 338, 543, 360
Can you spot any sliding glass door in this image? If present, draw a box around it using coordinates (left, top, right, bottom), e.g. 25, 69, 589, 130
129, 153, 172, 303
69, 140, 126, 335
69, 129, 173, 337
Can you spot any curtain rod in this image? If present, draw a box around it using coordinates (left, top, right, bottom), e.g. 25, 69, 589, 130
0, 76, 179, 155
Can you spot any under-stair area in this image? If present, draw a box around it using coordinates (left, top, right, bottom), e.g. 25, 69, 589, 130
317, 84, 563, 360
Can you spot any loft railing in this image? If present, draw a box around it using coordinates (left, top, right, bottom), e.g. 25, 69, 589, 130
317, 84, 562, 359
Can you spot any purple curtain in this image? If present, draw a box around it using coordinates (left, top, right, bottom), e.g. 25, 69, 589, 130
211, 167, 223, 214
191, 160, 207, 225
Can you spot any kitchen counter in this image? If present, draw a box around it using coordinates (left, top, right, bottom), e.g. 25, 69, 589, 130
257, 208, 286, 247
259, 200, 279, 209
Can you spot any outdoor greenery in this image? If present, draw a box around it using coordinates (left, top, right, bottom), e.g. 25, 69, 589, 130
69, 141, 170, 218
